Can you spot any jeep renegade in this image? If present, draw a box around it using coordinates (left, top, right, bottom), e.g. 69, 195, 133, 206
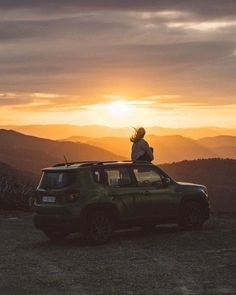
33, 161, 210, 244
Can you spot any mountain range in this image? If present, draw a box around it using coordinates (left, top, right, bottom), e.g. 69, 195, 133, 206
0, 129, 236, 175
0, 129, 122, 174
1, 124, 236, 140
63, 134, 236, 164
0, 128, 236, 175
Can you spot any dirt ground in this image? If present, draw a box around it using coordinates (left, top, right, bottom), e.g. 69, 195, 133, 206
0, 213, 235, 295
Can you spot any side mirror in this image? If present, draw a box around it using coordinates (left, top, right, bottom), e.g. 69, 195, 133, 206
162, 177, 171, 186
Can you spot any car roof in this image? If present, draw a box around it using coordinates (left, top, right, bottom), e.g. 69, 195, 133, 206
42, 160, 154, 171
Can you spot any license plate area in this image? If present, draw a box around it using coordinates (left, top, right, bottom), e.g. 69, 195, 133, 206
42, 196, 56, 203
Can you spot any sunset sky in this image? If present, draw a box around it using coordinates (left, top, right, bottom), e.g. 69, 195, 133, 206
0, 1, 236, 128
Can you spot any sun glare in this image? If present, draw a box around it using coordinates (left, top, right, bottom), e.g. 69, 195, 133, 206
105, 101, 133, 117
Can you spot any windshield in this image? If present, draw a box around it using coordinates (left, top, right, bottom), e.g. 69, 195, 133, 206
39, 171, 77, 189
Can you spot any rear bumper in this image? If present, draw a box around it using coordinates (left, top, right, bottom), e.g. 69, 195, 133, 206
33, 200, 85, 233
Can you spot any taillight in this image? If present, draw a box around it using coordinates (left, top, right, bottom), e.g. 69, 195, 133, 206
67, 192, 80, 203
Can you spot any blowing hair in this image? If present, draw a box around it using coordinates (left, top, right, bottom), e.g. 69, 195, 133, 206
130, 127, 146, 143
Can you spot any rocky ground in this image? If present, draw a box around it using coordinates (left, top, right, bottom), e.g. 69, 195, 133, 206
0, 213, 235, 295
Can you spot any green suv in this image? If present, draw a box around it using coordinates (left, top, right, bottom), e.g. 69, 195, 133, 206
33, 161, 210, 244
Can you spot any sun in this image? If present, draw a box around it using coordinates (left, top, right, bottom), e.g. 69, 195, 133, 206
105, 100, 133, 117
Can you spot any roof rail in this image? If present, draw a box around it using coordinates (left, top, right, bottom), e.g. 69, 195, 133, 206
53, 161, 99, 167
79, 160, 119, 167
53, 160, 121, 167
53, 160, 153, 168
132, 160, 153, 163
79, 160, 153, 166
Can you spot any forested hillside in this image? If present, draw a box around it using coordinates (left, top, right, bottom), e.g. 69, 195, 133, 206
160, 159, 236, 213
0, 162, 37, 210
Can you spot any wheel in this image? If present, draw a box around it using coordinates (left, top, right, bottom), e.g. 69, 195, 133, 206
43, 230, 69, 241
179, 201, 205, 230
83, 210, 114, 245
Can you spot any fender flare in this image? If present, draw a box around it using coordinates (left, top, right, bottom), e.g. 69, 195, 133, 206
179, 193, 209, 217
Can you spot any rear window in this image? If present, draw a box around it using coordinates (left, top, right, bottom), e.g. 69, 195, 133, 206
39, 171, 77, 189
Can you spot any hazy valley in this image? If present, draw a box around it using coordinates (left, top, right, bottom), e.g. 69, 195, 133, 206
63, 134, 236, 164
1, 124, 236, 140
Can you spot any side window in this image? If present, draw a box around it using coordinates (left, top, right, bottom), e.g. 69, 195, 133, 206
104, 168, 131, 187
133, 167, 162, 187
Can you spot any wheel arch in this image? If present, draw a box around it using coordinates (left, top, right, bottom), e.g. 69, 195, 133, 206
180, 193, 208, 210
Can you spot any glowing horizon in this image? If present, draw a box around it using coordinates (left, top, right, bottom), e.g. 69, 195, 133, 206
1, 94, 236, 128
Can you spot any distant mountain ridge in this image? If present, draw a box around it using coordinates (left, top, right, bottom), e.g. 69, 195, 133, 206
0, 129, 123, 174
63, 134, 236, 163
1, 128, 234, 176
198, 136, 236, 159
0, 127, 235, 175
1, 124, 236, 140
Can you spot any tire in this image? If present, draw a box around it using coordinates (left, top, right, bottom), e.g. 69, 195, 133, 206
43, 230, 69, 241
179, 201, 205, 230
83, 210, 114, 245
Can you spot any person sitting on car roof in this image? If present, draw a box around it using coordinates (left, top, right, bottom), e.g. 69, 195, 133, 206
130, 127, 154, 162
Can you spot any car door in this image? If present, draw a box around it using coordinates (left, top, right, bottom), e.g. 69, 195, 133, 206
103, 167, 139, 220
131, 165, 179, 220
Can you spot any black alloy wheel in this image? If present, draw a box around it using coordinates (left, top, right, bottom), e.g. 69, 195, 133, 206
85, 211, 113, 245
180, 201, 205, 230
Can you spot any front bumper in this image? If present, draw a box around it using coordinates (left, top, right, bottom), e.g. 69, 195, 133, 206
205, 204, 210, 220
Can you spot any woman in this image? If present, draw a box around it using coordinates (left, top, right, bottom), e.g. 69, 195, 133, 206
130, 127, 154, 162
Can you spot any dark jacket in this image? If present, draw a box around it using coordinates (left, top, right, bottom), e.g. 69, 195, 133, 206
131, 138, 154, 161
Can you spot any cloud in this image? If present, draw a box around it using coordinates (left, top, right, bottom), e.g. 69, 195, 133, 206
0, 0, 235, 126
0, 39, 235, 105
0, 1, 236, 18
30, 92, 62, 99
0, 92, 76, 109
167, 20, 236, 31
0, 92, 31, 106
